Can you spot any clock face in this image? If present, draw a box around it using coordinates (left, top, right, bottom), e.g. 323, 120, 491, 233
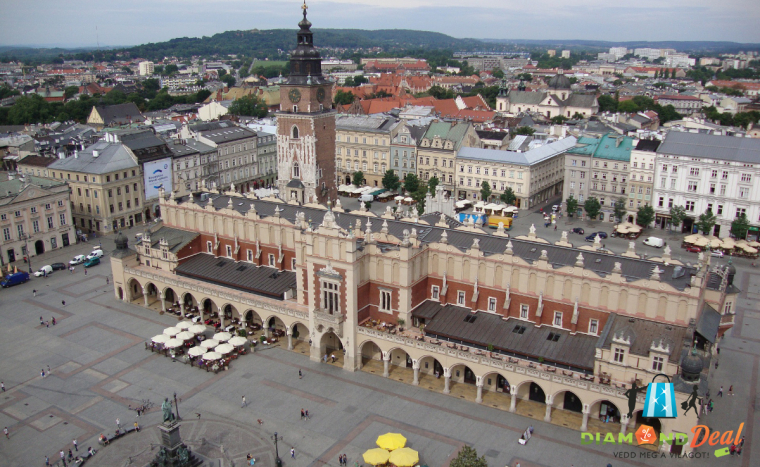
289, 88, 302, 104
316, 87, 326, 103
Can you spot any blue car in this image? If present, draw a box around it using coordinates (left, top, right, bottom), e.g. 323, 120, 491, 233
585, 232, 608, 242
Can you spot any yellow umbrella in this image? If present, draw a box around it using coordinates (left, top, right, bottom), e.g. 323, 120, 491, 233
389, 447, 419, 467
376, 432, 407, 451
363, 448, 390, 465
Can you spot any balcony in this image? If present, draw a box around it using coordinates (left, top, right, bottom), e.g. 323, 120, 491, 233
313, 308, 345, 337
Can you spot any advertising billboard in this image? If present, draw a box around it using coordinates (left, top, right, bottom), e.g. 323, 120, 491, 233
143, 158, 173, 200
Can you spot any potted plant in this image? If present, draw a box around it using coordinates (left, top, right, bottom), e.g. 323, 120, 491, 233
397, 318, 405, 332
487, 344, 495, 357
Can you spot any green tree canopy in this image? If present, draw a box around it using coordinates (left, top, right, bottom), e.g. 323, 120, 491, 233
227, 94, 268, 118
480, 181, 492, 201
566, 195, 578, 215
513, 126, 535, 136
516, 72, 533, 82
731, 213, 751, 239
669, 205, 687, 230
583, 197, 601, 219
64, 86, 79, 100
636, 204, 655, 228
696, 209, 717, 234
613, 197, 627, 223
427, 176, 440, 194
403, 173, 420, 194
500, 187, 516, 205
597, 94, 618, 112
428, 85, 455, 100
352, 171, 365, 187
334, 89, 355, 105
491, 68, 505, 79
221, 74, 236, 87
381, 169, 400, 192
449, 446, 488, 467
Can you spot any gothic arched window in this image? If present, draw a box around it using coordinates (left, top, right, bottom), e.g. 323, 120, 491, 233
293, 162, 300, 178
292, 126, 299, 139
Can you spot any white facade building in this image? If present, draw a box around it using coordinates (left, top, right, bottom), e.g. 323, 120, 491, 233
138, 61, 155, 76
652, 131, 760, 238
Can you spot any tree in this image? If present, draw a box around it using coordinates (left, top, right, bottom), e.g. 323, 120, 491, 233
513, 126, 535, 136
428, 176, 440, 194
64, 86, 79, 100
491, 68, 505, 79
669, 205, 687, 231
428, 85, 455, 100
550, 115, 568, 124
480, 181, 492, 201
696, 209, 717, 234
381, 169, 400, 192
566, 195, 578, 216
636, 204, 655, 228
516, 72, 533, 82
572, 112, 585, 120
221, 74, 236, 87
449, 446, 488, 467
121, 66, 133, 75
403, 173, 420, 194
731, 213, 751, 239
352, 171, 365, 187
617, 100, 639, 113
334, 89, 355, 105
583, 197, 601, 219
227, 94, 268, 118
597, 95, 618, 112
613, 197, 628, 223
500, 187, 516, 205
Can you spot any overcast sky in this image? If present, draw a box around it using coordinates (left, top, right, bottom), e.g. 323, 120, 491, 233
2, 0, 759, 47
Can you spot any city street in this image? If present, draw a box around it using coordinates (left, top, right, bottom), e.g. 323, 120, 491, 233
0, 225, 757, 467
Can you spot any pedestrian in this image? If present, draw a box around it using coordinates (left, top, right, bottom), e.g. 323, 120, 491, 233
106, 277, 109, 285
729, 385, 734, 395
116, 418, 121, 431
299, 369, 303, 379
291, 447, 295, 459
343, 454, 348, 465
52, 317, 56, 325
709, 400, 714, 412
554, 224, 557, 231
305, 409, 310, 419
62, 300, 66, 306
718, 386, 723, 397
33, 289, 37, 297
331, 353, 336, 363
339, 454, 343, 465
323, 354, 328, 363
41, 369, 45, 378
47, 365, 50, 374
241, 395, 247, 407
300, 408, 305, 419
40, 316, 43, 325
730, 444, 735, 455
716, 346, 720, 355
68, 449, 73, 461
134, 421, 139, 432
84, 269, 87, 276
195, 413, 201, 419
739, 436, 745, 447
1, 381, 5, 392
60, 450, 66, 466
73, 439, 78, 451
3, 427, 8, 439
45, 456, 49, 466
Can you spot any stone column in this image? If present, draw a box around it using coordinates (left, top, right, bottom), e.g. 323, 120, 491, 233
382, 353, 390, 378
620, 414, 629, 436
142, 288, 149, 307
180, 302, 185, 318
219, 313, 225, 329
544, 396, 553, 422
159, 293, 166, 312
580, 406, 590, 431
287, 328, 293, 350
476, 383, 484, 404
510, 392, 517, 413
412, 360, 420, 386
443, 368, 451, 394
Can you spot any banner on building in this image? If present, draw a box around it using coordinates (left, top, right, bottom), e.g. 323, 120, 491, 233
143, 158, 173, 200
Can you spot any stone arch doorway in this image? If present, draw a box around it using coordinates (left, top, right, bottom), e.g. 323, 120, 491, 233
243, 309, 263, 328
417, 356, 444, 388
201, 298, 218, 321
345, 175, 351, 185
553, 390, 584, 413
34, 240, 44, 255
449, 363, 476, 385
221, 304, 238, 327
127, 278, 143, 303
319, 330, 343, 363
359, 341, 382, 368
634, 410, 661, 440
162, 287, 178, 313
266, 315, 286, 338
589, 399, 622, 425
289, 322, 309, 353
182, 293, 198, 314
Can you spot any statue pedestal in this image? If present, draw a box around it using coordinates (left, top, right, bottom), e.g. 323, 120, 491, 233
150, 421, 201, 467
159, 422, 183, 455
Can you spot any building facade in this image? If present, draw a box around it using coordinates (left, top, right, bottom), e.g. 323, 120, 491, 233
48, 135, 146, 233
416, 122, 480, 195
335, 115, 396, 187
652, 131, 760, 238
627, 139, 659, 224
256, 132, 278, 189
0, 174, 75, 264
111, 191, 734, 456
390, 122, 424, 181
197, 126, 259, 192
167, 139, 217, 197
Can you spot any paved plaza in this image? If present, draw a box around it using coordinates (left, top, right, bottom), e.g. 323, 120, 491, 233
0, 226, 758, 467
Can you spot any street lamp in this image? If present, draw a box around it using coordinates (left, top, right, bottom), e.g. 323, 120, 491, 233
271, 432, 283, 467
173, 392, 181, 421
19, 233, 33, 274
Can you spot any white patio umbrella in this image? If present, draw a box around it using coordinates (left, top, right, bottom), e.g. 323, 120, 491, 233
228, 336, 248, 347
202, 351, 222, 361
176, 331, 195, 341
151, 334, 169, 344
628, 225, 642, 233
215, 343, 235, 354
164, 338, 183, 349
200, 339, 220, 349
215, 332, 232, 342
163, 327, 180, 337
189, 324, 207, 334
187, 347, 205, 357
177, 321, 193, 330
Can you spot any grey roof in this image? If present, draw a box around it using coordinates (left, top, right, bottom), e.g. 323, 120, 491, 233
167, 139, 215, 158
119, 131, 165, 151
0, 174, 68, 200
48, 140, 138, 174
457, 137, 577, 166
200, 126, 257, 144
695, 303, 721, 344
189, 121, 237, 132
286, 179, 305, 189
336, 115, 398, 133
94, 103, 144, 125
475, 130, 509, 141
175, 253, 297, 300
178, 194, 697, 291
564, 94, 598, 108
147, 226, 199, 254
506, 91, 545, 105
599, 313, 687, 362
415, 302, 598, 371
658, 131, 760, 163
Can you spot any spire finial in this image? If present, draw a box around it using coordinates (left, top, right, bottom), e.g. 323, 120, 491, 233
302, 0, 308, 16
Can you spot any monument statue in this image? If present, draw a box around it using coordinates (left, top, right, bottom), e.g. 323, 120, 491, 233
162, 398, 176, 423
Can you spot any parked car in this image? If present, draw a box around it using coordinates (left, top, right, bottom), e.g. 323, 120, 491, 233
51, 263, 67, 271
86, 249, 104, 260
711, 250, 724, 258
594, 232, 608, 239
571, 228, 585, 235
642, 236, 665, 248
585, 232, 607, 242
685, 246, 702, 253
1, 271, 30, 287
33, 265, 53, 277
83, 257, 100, 268
70, 255, 86, 265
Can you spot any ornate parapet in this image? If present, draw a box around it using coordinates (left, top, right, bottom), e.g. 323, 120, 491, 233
313, 308, 345, 337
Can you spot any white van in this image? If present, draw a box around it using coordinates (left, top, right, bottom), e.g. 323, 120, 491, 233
359, 194, 374, 203
34, 265, 53, 277
87, 249, 104, 260
642, 237, 665, 248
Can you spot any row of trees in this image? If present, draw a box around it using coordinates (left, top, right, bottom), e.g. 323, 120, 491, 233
597, 94, 683, 123
565, 195, 753, 238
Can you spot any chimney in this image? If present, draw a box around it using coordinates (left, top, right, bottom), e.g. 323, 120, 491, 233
93, 150, 99, 158
74, 150, 78, 159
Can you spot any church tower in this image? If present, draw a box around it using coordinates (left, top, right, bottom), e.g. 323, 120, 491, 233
276, 1, 336, 204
